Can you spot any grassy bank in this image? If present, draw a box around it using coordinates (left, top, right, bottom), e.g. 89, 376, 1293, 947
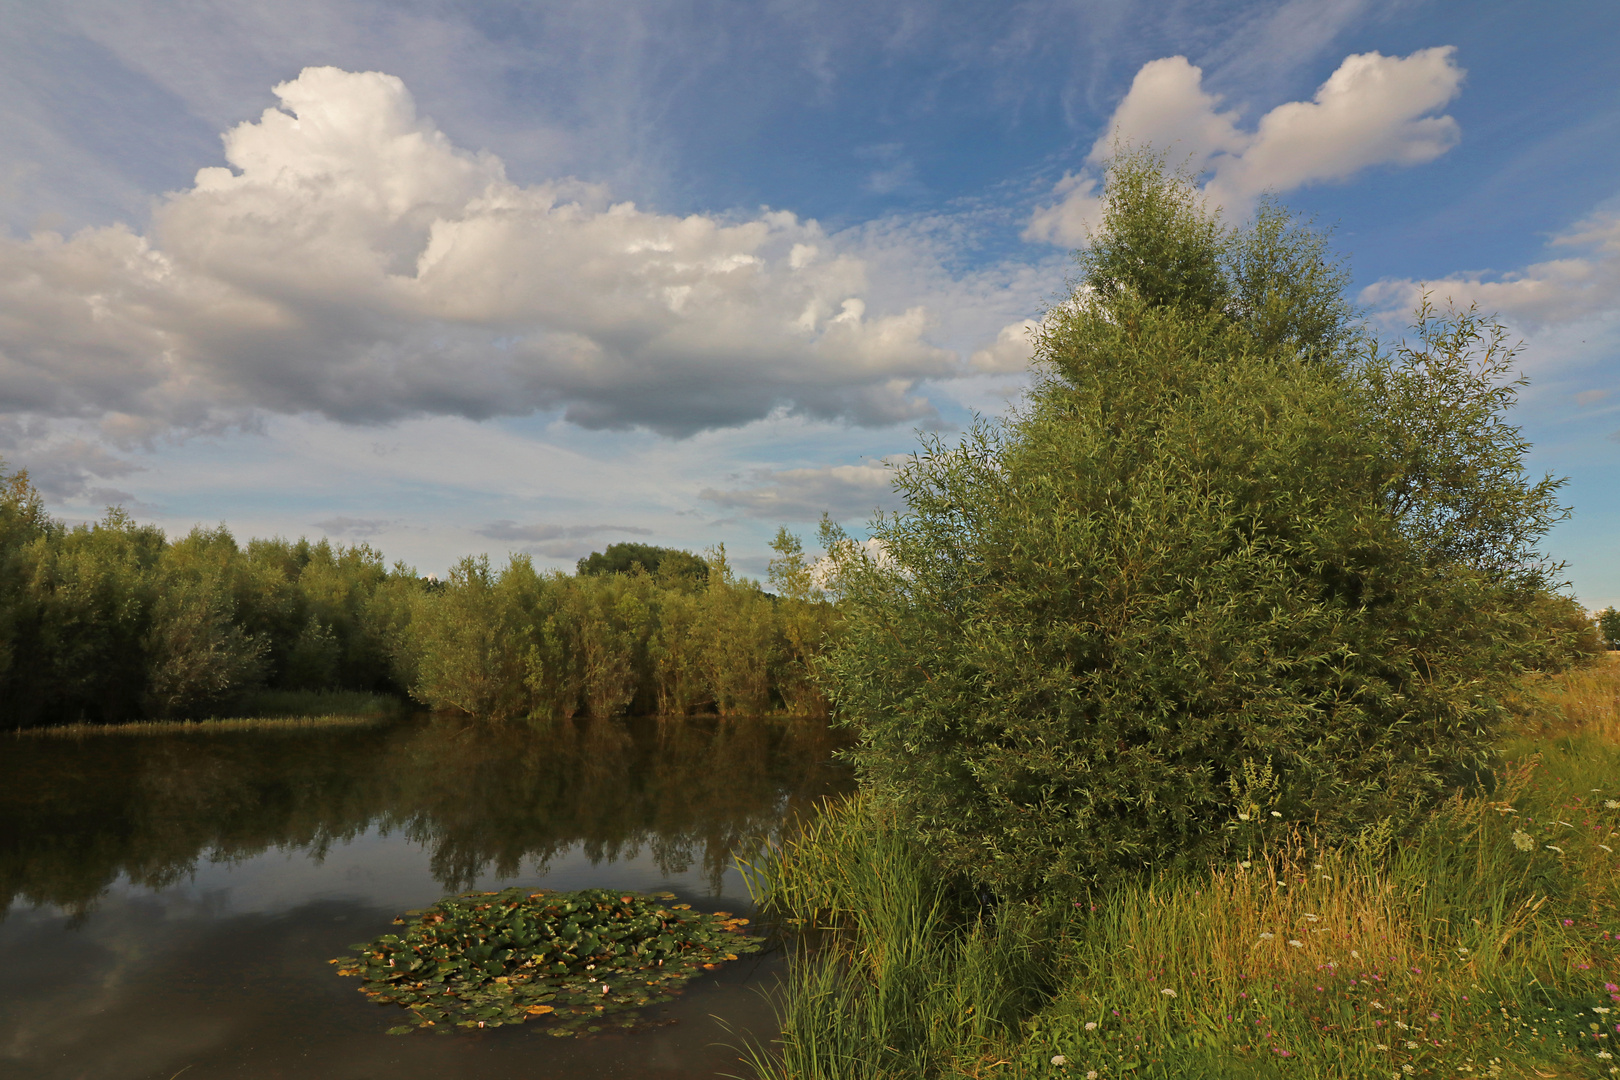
746, 656, 1620, 1079
13, 689, 403, 737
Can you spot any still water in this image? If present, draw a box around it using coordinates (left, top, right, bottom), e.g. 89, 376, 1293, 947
0, 715, 851, 1079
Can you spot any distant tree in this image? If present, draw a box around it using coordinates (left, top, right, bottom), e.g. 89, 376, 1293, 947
577, 543, 708, 583
1600, 607, 1620, 651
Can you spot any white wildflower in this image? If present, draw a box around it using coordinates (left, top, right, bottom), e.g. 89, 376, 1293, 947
1271, 811, 1282, 818
1374, 1043, 1389, 1051
1404, 1066, 1415, 1075
1304, 913, 1320, 921
1161, 988, 1177, 997
1406, 1041, 1419, 1050
1396, 1021, 1408, 1030
1605, 800, 1620, 810
1259, 932, 1275, 940
1597, 1008, 1613, 1016
1087, 1072, 1099, 1080
1288, 940, 1304, 948
1511, 830, 1534, 851
1600, 1050, 1614, 1060
1352, 950, 1361, 958
1547, 844, 1565, 854
1051, 1055, 1067, 1066
1239, 861, 1252, 869
1238, 812, 1251, 821
1084, 1021, 1098, 1031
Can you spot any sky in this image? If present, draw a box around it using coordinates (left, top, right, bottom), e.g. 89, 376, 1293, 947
1, 0, 1617, 604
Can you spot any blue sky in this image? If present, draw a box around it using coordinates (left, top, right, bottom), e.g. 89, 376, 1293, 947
1, 0, 1617, 604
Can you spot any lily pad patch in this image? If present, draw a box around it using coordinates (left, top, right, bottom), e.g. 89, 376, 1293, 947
332, 887, 765, 1035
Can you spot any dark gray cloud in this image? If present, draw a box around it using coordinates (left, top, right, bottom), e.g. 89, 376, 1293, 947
700, 462, 901, 524
476, 521, 654, 543
312, 516, 397, 538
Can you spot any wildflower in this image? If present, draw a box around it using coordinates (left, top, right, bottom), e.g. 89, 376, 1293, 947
1161, 988, 1178, 998
1051, 1055, 1067, 1066
1087, 1072, 1099, 1080
1396, 1021, 1409, 1030
1547, 844, 1565, 854
1403, 1066, 1415, 1075
1085, 1021, 1098, 1031
1239, 861, 1252, 869
1304, 913, 1320, 922
1238, 812, 1251, 821
1375, 1044, 1389, 1051
1288, 940, 1304, 948
1457, 946, 1470, 954
1352, 950, 1361, 958
1606, 801, 1620, 810
1512, 830, 1534, 851
1601, 1051, 1615, 1060
1271, 811, 1282, 818
1259, 932, 1275, 940
1406, 1041, 1419, 1050
1602, 845, 1614, 853
1597, 1008, 1613, 1016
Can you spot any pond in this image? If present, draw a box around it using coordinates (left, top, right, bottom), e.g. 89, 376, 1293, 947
0, 714, 851, 1079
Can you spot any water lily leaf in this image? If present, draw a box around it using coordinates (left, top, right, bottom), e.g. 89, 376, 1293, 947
332, 886, 765, 1036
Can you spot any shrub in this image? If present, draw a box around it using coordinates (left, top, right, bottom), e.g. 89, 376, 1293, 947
820, 151, 1575, 896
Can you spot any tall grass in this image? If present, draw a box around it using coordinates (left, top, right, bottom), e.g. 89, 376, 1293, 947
747, 656, 1620, 1079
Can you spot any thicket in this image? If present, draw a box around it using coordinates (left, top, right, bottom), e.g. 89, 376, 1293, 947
746, 150, 1611, 1080
0, 466, 836, 727
818, 151, 1597, 899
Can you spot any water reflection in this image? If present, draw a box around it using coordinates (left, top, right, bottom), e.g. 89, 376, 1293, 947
2, 714, 848, 916
0, 715, 849, 1080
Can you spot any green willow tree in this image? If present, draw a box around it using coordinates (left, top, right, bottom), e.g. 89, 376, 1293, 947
820, 151, 1582, 896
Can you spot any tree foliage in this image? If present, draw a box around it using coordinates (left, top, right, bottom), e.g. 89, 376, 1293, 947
819, 150, 1584, 896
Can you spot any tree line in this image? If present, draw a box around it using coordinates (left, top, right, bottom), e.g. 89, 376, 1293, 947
0, 466, 838, 728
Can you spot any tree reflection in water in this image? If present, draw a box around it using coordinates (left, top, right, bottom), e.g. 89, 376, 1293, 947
1, 714, 851, 919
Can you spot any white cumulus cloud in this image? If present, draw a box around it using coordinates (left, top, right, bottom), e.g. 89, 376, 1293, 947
0, 66, 963, 447
1026, 47, 1465, 246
